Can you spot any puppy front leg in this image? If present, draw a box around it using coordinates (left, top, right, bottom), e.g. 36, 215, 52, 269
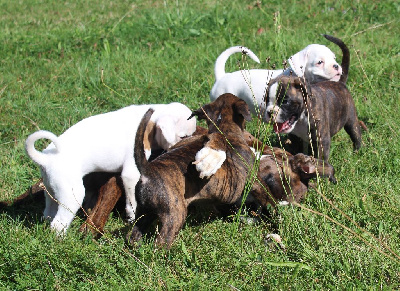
193, 133, 226, 179
157, 207, 187, 248
79, 176, 122, 237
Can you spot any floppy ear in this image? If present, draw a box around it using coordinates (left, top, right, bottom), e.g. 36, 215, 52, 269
155, 116, 176, 148
188, 106, 207, 121
288, 47, 308, 78
293, 78, 311, 96
300, 163, 316, 176
294, 154, 337, 184
291, 154, 317, 179
233, 99, 252, 121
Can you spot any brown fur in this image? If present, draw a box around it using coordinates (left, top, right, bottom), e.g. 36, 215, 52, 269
242, 133, 336, 204
268, 35, 362, 161
130, 94, 274, 248
79, 176, 123, 237
254, 150, 336, 204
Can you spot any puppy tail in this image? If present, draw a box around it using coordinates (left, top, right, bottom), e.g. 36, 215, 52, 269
323, 34, 350, 84
214, 46, 260, 81
25, 130, 60, 167
134, 108, 155, 173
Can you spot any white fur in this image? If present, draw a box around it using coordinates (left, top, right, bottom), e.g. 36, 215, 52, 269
210, 44, 342, 122
268, 104, 310, 143
25, 103, 196, 233
193, 147, 226, 179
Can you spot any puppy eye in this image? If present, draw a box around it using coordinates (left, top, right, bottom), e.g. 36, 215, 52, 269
317, 60, 324, 65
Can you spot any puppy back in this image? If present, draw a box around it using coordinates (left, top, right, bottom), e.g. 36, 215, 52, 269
323, 34, 350, 84
134, 109, 155, 173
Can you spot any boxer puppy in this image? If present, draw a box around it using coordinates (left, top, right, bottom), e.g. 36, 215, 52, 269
266, 35, 362, 161
252, 148, 336, 204
70, 134, 336, 238
25, 102, 196, 233
129, 94, 274, 248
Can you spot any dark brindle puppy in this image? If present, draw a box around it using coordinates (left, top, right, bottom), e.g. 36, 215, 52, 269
266, 35, 362, 161
129, 94, 275, 248
245, 133, 336, 205
254, 149, 336, 204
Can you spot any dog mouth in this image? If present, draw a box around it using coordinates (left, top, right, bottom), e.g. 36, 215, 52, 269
273, 115, 297, 134
330, 73, 341, 81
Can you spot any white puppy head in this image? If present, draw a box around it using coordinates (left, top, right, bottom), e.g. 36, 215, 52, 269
288, 44, 342, 83
152, 103, 196, 150
263, 43, 343, 123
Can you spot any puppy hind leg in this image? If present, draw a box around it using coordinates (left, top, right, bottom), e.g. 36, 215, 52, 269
50, 181, 86, 234
344, 120, 362, 151
121, 166, 141, 221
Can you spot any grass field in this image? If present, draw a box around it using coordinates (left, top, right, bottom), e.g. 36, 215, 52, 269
0, 0, 399, 289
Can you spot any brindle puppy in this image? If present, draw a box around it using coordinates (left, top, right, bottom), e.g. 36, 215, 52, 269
267, 35, 362, 161
130, 94, 275, 248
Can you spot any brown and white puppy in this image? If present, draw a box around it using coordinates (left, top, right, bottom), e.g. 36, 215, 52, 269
266, 35, 362, 161
252, 149, 336, 205
129, 94, 275, 248
243, 133, 336, 206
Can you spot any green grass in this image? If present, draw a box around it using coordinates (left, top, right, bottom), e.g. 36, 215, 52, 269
1, 0, 399, 289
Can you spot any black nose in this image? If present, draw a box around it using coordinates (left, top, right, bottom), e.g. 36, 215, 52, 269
333, 64, 339, 70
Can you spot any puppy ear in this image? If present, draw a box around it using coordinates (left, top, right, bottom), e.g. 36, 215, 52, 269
155, 116, 176, 149
293, 78, 311, 96
233, 99, 252, 121
288, 47, 308, 78
292, 154, 316, 179
293, 154, 337, 184
300, 163, 316, 175
189, 106, 207, 121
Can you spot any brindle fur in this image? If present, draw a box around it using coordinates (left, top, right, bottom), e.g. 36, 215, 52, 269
130, 94, 274, 248
269, 35, 362, 161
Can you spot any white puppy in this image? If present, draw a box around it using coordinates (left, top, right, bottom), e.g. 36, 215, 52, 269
25, 103, 196, 233
209, 44, 342, 122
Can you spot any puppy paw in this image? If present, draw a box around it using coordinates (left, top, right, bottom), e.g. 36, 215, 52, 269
250, 147, 262, 160
193, 147, 226, 179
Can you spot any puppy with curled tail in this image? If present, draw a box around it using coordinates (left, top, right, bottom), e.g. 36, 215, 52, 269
25, 103, 197, 234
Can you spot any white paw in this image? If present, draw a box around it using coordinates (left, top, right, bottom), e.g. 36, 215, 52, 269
250, 147, 262, 160
193, 147, 226, 179
50, 220, 68, 235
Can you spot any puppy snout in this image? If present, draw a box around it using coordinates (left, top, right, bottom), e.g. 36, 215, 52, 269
333, 64, 339, 70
